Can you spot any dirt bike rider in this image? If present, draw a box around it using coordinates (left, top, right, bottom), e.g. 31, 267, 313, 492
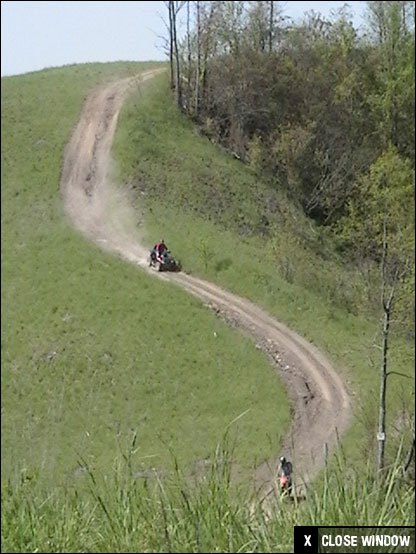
151, 239, 167, 263
278, 456, 293, 495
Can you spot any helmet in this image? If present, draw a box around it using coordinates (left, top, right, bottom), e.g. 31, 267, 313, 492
279, 456, 286, 464
161, 239, 165, 244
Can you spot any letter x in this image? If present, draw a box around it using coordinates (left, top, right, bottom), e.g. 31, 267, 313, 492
304, 535, 311, 546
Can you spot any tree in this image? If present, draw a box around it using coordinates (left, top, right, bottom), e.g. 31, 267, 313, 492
268, 0, 274, 51
195, 0, 201, 116
172, 0, 414, 232
186, 0, 192, 109
165, 1, 186, 108
166, 0, 174, 89
340, 147, 415, 471
365, 1, 415, 152
246, 1, 269, 52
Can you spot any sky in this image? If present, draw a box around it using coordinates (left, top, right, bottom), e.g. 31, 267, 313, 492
1, 1, 368, 77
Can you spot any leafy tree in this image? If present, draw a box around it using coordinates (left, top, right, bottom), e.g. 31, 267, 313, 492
339, 147, 414, 471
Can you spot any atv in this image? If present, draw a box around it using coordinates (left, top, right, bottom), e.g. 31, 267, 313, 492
148, 249, 181, 272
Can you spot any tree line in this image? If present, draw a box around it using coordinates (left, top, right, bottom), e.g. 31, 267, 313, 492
165, 1, 414, 315
166, 2, 413, 216
164, 1, 415, 474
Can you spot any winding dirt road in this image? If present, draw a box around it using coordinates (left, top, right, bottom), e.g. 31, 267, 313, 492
60, 70, 351, 500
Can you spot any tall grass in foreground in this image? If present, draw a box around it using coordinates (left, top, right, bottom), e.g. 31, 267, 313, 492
2, 439, 414, 553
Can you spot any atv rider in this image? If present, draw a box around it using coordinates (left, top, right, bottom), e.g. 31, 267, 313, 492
150, 239, 168, 264
278, 456, 293, 495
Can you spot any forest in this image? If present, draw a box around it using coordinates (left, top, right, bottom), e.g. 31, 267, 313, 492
166, 0, 415, 337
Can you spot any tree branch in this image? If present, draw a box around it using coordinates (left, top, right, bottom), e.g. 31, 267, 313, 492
403, 434, 415, 474
385, 371, 412, 379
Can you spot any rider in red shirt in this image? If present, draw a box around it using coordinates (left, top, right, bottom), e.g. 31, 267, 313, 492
154, 239, 167, 254
151, 239, 167, 263
278, 456, 293, 496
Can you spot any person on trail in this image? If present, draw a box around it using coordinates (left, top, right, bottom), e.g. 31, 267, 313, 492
155, 239, 167, 254
151, 239, 167, 263
278, 456, 293, 496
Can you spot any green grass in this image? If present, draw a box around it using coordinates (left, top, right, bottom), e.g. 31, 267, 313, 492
1, 63, 289, 489
2, 442, 414, 553
113, 74, 414, 464
1, 62, 414, 552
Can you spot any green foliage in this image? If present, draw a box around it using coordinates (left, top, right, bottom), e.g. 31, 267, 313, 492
2, 442, 414, 552
198, 238, 215, 270
247, 134, 265, 171
273, 123, 317, 204
177, 0, 414, 227
340, 147, 414, 260
366, 2, 415, 154
338, 146, 415, 338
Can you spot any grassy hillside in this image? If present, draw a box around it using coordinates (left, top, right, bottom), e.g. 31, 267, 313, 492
1, 63, 290, 489
1, 63, 414, 553
113, 73, 414, 463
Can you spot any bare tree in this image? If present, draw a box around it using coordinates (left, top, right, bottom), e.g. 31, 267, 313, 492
186, 0, 192, 109
173, 1, 182, 107
377, 214, 411, 472
195, 0, 201, 116
199, 1, 218, 113
166, 1, 174, 89
377, 216, 395, 472
165, 1, 185, 107
269, 0, 274, 51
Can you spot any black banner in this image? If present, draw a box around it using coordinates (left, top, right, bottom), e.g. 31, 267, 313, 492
294, 526, 415, 553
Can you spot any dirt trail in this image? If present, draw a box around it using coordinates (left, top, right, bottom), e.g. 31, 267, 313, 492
60, 70, 351, 501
